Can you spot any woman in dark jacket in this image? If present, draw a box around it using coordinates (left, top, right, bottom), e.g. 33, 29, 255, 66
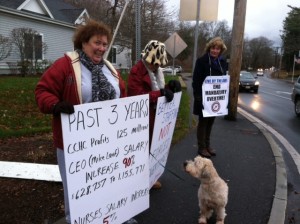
192, 37, 228, 158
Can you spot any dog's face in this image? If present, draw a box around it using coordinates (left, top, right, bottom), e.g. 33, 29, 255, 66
183, 156, 213, 180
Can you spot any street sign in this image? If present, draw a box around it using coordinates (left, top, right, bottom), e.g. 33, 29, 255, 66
164, 32, 187, 58
179, 0, 219, 21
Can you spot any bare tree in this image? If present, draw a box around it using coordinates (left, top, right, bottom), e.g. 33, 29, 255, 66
10, 28, 37, 62
0, 35, 12, 62
241, 37, 252, 70
63, 0, 284, 71
247, 36, 274, 69
10, 27, 47, 76
64, 0, 113, 24
176, 22, 194, 61
197, 20, 232, 58
64, 0, 175, 63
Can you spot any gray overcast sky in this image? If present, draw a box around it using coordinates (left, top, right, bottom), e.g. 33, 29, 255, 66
167, 0, 300, 45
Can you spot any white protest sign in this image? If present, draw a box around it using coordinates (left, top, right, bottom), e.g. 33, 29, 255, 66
61, 94, 150, 224
202, 75, 230, 117
149, 92, 182, 187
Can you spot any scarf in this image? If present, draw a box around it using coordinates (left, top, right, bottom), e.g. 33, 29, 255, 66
143, 60, 165, 90
78, 50, 116, 102
208, 53, 225, 75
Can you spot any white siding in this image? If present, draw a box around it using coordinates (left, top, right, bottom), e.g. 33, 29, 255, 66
111, 46, 132, 69
0, 11, 75, 73
1, 12, 74, 61
22, 0, 46, 15
0, 9, 132, 74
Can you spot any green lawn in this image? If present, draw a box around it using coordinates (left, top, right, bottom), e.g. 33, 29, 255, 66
0, 75, 192, 143
0, 76, 52, 138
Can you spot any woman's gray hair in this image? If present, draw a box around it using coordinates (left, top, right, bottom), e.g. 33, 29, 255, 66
205, 37, 227, 55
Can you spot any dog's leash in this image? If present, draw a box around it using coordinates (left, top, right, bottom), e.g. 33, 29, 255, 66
149, 152, 185, 181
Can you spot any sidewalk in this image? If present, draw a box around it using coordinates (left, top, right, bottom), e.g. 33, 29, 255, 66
55, 75, 287, 224
132, 111, 285, 224
54, 111, 286, 224
53, 70, 287, 223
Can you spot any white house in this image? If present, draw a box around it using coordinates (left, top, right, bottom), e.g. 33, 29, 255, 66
0, 0, 131, 74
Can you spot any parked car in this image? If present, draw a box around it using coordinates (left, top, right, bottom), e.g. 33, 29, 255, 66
291, 76, 300, 117
162, 66, 173, 73
257, 68, 264, 76
239, 71, 259, 93
162, 66, 180, 75
175, 65, 182, 73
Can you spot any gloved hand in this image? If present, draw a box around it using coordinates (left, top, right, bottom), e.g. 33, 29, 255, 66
160, 89, 174, 102
168, 80, 182, 93
52, 101, 74, 116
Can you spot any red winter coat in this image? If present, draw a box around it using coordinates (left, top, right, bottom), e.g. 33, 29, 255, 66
35, 51, 126, 149
127, 60, 165, 143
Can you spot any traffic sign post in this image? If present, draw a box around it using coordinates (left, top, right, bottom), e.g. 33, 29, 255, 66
164, 32, 187, 75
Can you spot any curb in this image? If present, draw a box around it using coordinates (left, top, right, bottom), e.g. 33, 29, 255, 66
238, 107, 287, 224
178, 76, 187, 89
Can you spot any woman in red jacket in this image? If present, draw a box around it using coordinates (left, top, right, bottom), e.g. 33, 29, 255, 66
35, 19, 126, 224
128, 40, 181, 189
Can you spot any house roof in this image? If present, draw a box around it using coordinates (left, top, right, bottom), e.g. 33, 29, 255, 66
0, 0, 24, 9
43, 0, 84, 24
0, 0, 87, 24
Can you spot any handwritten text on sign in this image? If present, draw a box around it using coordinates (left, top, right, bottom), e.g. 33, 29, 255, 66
202, 75, 230, 117
61, 95, 150, 224
149, 92, 182, 187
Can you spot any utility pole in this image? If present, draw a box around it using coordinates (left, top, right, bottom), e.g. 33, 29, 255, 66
104, 0, 129, 60
135, 0, 141, 63
225, 0, 247, 120
189, 0, 201, 128
192, 0, 201, 74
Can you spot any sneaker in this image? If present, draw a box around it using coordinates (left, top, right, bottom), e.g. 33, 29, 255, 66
122, 218, 138, 224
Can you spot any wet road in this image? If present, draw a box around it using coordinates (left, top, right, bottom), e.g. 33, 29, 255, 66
238, 74, 299, 153
238, 73, 300, 223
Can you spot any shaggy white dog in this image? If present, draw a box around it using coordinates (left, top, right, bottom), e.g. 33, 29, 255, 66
184, 156, 228, 224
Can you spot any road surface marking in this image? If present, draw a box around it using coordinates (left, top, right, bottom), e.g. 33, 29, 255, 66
238, 107, 300, 175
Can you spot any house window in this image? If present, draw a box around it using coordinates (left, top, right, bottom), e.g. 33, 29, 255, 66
34, 35, 43, 60
24, 33, 43, 60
